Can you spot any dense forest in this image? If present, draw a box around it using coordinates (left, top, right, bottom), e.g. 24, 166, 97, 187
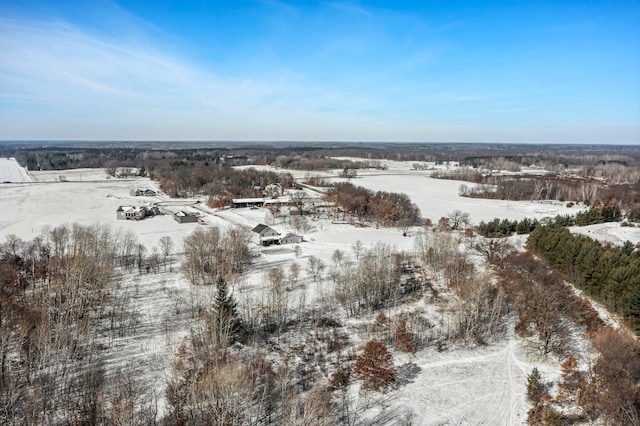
497, 252, 640, 425
527, 225, 640, 335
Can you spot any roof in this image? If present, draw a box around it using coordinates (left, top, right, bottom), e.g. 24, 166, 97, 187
252, 223, 270, 233
263, 197, 291, 205
233, 198, 265, 203
117, 205, 147, 213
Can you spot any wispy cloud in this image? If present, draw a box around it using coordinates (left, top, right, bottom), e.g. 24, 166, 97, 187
1, 3, 637, 143
0, 16, 380, 138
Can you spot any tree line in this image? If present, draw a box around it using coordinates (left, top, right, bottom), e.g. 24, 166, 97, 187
155, 162, 294, 199
476, 205, 623, 238
497, 252, 639, 425
324, 182, 420, 232
526, 224, 640, 336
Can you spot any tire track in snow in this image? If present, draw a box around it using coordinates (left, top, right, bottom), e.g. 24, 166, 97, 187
403, 341, 528, 425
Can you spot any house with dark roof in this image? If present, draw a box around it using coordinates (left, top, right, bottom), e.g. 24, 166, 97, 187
251, 224, 279, 245
250, 224, 302, 246
173, 211, 199, 224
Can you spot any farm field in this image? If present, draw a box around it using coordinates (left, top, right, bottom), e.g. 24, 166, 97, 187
0, 156, 633, 424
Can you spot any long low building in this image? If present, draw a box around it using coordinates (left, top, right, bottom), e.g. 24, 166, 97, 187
232, 197, 292, 209
232, 198, 265, 208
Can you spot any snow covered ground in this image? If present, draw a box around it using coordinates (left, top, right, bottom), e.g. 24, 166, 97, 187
0, 157, 32, 182
237, 160, 585, 225
571, 222, 640, 246
0, 157, 619, 424
29, 167, 112, 182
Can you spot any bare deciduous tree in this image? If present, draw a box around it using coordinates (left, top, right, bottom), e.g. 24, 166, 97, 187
307, 256, 325, 282
447, 210, 471, 230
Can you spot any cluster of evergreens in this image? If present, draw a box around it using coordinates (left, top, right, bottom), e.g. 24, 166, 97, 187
477, 217, 539, 238
526, 225, 640, 335
477, 206, 623, 238
574, 204, 621, 225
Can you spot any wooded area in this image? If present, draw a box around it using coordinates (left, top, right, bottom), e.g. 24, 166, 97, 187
527, 224, 640, 336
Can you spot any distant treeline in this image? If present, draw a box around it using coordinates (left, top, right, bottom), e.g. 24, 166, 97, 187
526, 225, 640, 336
5, 143, 640, 173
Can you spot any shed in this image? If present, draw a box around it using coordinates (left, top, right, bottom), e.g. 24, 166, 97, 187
173, 211, 199, 224
280, 233, 303, 245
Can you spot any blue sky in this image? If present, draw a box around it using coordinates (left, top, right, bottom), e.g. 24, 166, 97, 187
1, 1, 639, 143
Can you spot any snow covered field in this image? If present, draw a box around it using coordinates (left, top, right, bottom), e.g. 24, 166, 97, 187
571, 222, 640, 246
0, 157, 32, 182
239, 160, 584, 225
0, 157, 622, 424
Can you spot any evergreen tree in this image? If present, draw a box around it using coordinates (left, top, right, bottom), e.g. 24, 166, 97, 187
527, 368, 544, 404
214, 275, 238, 319
211, 275, 241, 344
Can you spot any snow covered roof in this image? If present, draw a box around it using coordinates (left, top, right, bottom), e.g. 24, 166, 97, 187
233, 197, 265, 203
281, 232, 301, 240
117, 205, 147, 213
263, 197, 291, 205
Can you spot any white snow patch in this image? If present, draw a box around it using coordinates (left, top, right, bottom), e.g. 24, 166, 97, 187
0, 157, 32, 182
570, 222, 640, 246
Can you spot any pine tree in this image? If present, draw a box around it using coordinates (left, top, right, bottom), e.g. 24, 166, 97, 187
214, 275, 238, 319
211, 275, 241, 344
527, 368, 544, 404
353, 340, 395, 391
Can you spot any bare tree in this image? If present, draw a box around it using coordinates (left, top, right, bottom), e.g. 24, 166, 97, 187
447, 210, 471, 230
263, 267, 289, 332
332, 249, 345, 267
307, 256, 325, 282
288, 263, 300, 288
351, 240, 364, 260
159, 235, 173, 271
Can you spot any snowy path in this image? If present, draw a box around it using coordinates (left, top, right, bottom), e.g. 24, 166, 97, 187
392, 340, 531, 425
0, 157, 32, 182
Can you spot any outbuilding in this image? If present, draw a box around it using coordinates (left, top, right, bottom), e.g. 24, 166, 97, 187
173, 211, 199, 224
